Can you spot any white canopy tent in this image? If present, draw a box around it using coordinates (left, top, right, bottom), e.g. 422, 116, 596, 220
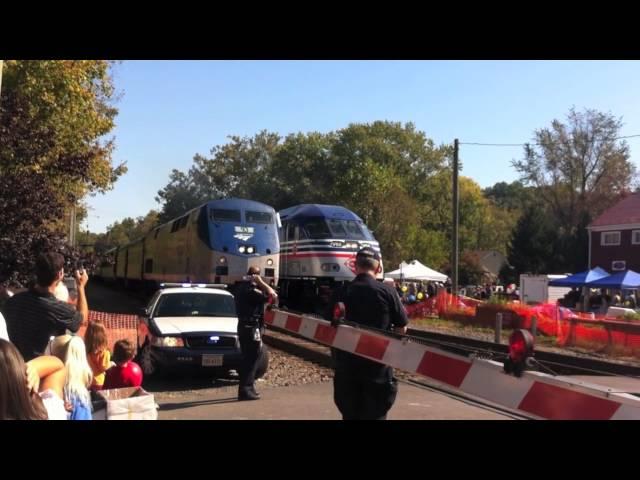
386, 260, 448, 282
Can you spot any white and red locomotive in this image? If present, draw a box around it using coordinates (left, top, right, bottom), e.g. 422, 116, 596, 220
277, 204, 383, 312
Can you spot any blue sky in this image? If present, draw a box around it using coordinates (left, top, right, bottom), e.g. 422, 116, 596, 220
87, 60, 640, 233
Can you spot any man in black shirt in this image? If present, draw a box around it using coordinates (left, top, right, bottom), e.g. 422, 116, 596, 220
5, 252, 89, 361
234, 267, 277, 401
327, 247, 408, 420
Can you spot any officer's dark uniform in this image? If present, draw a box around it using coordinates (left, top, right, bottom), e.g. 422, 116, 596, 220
234, 279, 269, 400
327, 248, 408, 420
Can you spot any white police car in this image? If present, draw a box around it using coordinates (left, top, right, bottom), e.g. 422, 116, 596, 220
136, 283, 267, 378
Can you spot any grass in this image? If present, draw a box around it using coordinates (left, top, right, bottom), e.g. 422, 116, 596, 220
411, 316, 512, 341
485, 295, 511, 306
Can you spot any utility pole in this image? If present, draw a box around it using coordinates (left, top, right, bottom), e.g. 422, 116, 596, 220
69, 203, 76, 247
0, 60, 3, 99
452, 138, 459, 297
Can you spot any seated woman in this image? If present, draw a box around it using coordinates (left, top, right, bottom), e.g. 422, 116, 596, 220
0, 338, 67, 420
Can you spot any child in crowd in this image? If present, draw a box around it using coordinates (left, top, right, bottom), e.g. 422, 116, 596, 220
103, 339, 143, 390
84, 320, 111, 391
51, 335, 93, 420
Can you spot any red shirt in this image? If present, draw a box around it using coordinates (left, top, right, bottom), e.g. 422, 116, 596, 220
103, 361, 143, 390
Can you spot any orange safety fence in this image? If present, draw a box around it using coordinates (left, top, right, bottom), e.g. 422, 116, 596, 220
404, 290, 478, 319
78, 311, 138, 349
406, 290, 640, 357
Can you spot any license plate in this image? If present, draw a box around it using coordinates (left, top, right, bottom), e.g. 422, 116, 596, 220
202, 355, 223, 367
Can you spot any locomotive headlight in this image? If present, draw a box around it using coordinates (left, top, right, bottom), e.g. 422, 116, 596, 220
219, 256, 227, 264
321, 263, 340, 272
267, 258, 274, 266
238, 246, 246, 253
247, 246, 255, 254
346, 242, 358, 249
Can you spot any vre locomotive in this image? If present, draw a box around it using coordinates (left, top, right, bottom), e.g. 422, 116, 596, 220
276, 204, 383, 311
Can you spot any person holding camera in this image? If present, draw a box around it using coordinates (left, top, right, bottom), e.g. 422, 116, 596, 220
233, 266, 277, 401
5, 252, 89, 361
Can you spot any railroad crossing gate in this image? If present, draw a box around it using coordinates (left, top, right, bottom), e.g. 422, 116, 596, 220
264, 308, 640, 420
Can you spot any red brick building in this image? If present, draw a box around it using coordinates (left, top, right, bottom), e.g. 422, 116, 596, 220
587, 192, 640, 272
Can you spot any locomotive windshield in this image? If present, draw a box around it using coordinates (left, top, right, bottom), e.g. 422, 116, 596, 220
210, 209, 241, 222
303, 218, 332, 238
301, 218, 372, 240
246, 211, 273, 224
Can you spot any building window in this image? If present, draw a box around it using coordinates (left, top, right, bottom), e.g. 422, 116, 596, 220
633, 230, 640, 245
601, 231, 621, 246
612, 260, 626, 271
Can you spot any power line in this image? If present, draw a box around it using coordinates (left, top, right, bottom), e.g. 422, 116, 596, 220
459, 142, 532, 147
459, 133, 640, 147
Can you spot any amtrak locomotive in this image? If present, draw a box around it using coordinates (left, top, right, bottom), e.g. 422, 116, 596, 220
277, 204, 383, 311
99, 198, 280, 290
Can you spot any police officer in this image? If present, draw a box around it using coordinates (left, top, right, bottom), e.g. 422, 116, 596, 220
327, 247, 408, 420
234, 266, 276, 401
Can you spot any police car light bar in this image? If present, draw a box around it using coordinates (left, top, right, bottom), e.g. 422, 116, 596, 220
159, 283, 228, 289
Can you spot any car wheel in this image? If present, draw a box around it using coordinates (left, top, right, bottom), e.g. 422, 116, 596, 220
140, 341, 157, 378
255, 344, 269, 379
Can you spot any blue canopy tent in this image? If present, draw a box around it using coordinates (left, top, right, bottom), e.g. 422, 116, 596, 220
548, 267, 609, 287
588, 270, 640, 289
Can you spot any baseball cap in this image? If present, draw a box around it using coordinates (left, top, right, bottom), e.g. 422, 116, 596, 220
356, 247, 380, 261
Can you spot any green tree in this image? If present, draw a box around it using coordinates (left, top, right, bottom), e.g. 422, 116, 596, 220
154, 121, 525, 271
0, 61, 126, 198
267, 131, 338, 209
325, 122, 450, 268
155, 170, 208, 224
0, 60, 123, 283
155, 121, 453, 268
103, 210, 160, 247
512, 107, 638, 271
156, 131, 282, 223
483, 181, 534, 212
507, 205, 555, 275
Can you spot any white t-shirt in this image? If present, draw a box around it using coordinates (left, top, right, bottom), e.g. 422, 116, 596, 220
54, 283, 69, 302
39, 389, 68, 420
0, 311, 9, 342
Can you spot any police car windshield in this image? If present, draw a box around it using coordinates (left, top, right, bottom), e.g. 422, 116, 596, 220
154, 293, 236, 317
